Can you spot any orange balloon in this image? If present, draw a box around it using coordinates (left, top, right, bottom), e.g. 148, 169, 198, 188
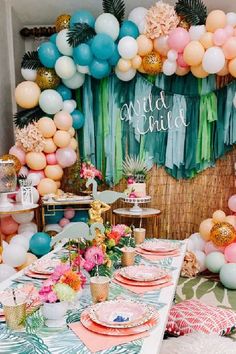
183, 41, 205, 66
210, 222, 236, 247
217, 60, 229, 76
68, 127, 75, 137
43, 138, 57, 153
222, 37, 236, 60
199, 218, 214, 241
53, 130, 71, 148
44, 164, 63, 181
26, 152, 47, 170
69, 137, 78, 150
199, 32, 214, 49
225, 215, 236, 228
176, 66, 190, 76
137, 35, 153, 56
54, 111, 73, 131
56, 181, 61, 188
212, 210, 226, 223
228, 58, 236, 77
15, 81, 41, 109
206, 10, 227, 32
132, 55, 142, 69
37, 117, 56, 138
17, 253, 38, 271
117, 58, 132, 72
37, 178, 58, 196
191, 64, 208, 78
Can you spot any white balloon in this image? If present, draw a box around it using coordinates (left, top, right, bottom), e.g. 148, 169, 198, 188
115, 67, 136, 81
55, 56, 76, 80
2, 240, 8, 249
187, 238, 196, 252
138, 19, 146, 34
21, 231, 34, 241
21, 68, 37, 81
2, 244, 27, 267
18, 222, 38, 234
39, 89, 63, 115
118, 36, 138, 59
62, 100, 75, 113
16, 187, 39, 204
45, 224, 62, 233
0, 264, 16, 282
189, 25, 206, 41
27, 173, 41, 186
77, 64, 89, 74
202, 47, 225, 74
167, 49, 178, 62
95, 13, 120, 41
163, 59, 177, 76
62, 72, 85, 89
12, 211, 34, 224
128, 7, 148, 27
56, 29, 73, 56
70, 100, 77, 109
189, 233, 206, 251
10, 235, 29, 251
194, 250, 207, 272
226, 12, 236, 27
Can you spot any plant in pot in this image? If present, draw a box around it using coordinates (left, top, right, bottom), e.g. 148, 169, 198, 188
39, 264, 86, 327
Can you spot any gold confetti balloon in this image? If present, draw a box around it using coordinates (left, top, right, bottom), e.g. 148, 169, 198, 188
142, 52, 162, 74
210, 222, 236, 247
55, 14, 71, 32
0, 154, 21, 173
36, 68, 60, 90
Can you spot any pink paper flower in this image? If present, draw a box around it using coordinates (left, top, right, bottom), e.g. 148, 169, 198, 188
84, 246, 104, 265
51, 264, 71, 282
47, 291, 58, 303
83, 259, 96, 272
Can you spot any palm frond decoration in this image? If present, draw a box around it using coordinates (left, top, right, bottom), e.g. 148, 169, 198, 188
102, 0, 125, 23
14, 107, 44, 128
21, 51, 41, 70
67, 23, 95, 48
175, 0, 208, 25
122, 155, 149, 182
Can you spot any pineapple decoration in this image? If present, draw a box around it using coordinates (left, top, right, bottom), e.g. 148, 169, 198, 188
175, 0, 208, 27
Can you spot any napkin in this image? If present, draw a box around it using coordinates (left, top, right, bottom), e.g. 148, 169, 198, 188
69, 322, 149, 353
113, 279, 173, 294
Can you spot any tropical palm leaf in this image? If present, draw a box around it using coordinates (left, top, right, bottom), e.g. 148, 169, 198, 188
175, 0, 208, 25
67, 23, 95, 48
122, 155, 149, 180
103, 0, 126, 23
21, 51, 41, 70
14, 107, 44, 128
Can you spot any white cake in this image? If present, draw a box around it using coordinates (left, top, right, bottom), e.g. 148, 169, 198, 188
127, 183, 146, 198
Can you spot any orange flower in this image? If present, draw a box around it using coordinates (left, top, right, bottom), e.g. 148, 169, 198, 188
60, 270, 81, 291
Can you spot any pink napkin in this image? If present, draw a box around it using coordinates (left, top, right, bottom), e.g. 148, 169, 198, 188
113, 279, 173, 294
69, 322, 149, 353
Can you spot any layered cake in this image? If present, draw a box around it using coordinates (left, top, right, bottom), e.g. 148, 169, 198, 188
127, 182, 147, 198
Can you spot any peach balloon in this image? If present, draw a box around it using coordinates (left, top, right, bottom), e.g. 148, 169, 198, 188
191, 64, 208, 78
222, 37, 236, 60
69, 137, 78, 150
199, 32, 214, 49
137, 35, 153, 56
132, 55, 142, 69
206, 10, 227, 33
56, 181, 61, 188
53, 130, 71, 148
68, 127, 75, 137
183, 41, 205, 66
53, 111, 73, 131
15, 81, 41, 109
17, 253, 38, 271
44, 164, 63, 181
225, 215, 236, 228
218, 60, 229, 76
199, 218, 214, 241
37, 117, 56, 138
212, 210, 226, 223
117, 58, 132, 72
153, 35, 169, 56
138, 64, 147, 73
229, 58, 236, 77
176, 66, 190, 76
46, 153, 57, 165
43, 138, 57, 154
26, 152, 47, 170
37, 178, 58, 196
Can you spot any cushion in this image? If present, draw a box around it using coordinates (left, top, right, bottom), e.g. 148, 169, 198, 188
166, 299, 236, 336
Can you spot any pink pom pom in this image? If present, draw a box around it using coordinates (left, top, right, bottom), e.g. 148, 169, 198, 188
64, 207, 75, 220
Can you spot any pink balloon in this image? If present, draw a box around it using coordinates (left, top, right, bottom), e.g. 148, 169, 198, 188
18, 166, 29, 176
64, 207, 75, 220
204, 241, 225, 255
177, 53, 188, 68
59, 218, 70, 228
56, 148, 77, 168
28, 170, 45, 180
213, 28, 228, 46
224, 25, 234, 37
225, 243, 236, 262
0, 216, 18, 235
9, 146, 26, 165
228, 195, 236, 212
46, 153, 57, 165
168, 28, 190, 53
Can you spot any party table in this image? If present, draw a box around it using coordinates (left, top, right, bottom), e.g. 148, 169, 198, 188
0, 239, 186, 354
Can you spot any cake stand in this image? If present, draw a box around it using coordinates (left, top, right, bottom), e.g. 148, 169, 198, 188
123, 196, 151, 213
0, 191, 18, 208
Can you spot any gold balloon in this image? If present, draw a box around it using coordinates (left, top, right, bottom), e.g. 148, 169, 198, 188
55, 14, 71, 32
0, 154, 21, 173
210, 222, 236, 247
142, 52, 162, 74
36, 68, 60, 90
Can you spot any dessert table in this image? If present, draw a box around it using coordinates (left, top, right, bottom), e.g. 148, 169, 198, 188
0, 239, 186, 354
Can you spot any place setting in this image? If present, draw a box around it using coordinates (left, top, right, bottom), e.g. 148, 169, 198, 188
136, 240, 181, 261
24, 259, 60, 280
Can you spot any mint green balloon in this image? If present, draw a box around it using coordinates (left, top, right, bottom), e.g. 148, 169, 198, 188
220, 263, 236, 289
205, 252, 226, 273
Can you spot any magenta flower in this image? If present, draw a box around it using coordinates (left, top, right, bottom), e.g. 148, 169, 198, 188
84, 246, 104, 265
47, 291, 58, 303
51, 264, 71, 282
127, 177, 135, 184
83, 259, 96, 272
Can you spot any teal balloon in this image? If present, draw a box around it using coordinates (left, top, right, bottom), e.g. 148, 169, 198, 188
71, 210, 88, 222
71, 109, 85, 129
220, 263, 236, 289
108, 46, 120, 66
45, 209, 64, 224
30, 232, 51, 256
38, 42, 60, 68
91, 34, 115, 60
90, 59, 111, 79
56, 84, 72, 100
205, 252, 226, 273
73, 44, 93, 66
119, 20, 139, 39
50, 33, 57, 44
70, 10, 95, 28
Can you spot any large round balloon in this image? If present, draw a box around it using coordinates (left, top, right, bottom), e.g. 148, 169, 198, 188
10, 234, 30, 251
210, 222, 236, 247
224, 243, 236, 263
202, 47, 225, 74
9, 146, 26, 165
108, 46, 120, 66
0, 264, 17, 282
15, 81, 41, 109
1, 215, 18, 235
168, 28, 190, 53
70, 10, 95, 28
205, 252, 226, 273
220, 263, 236, 289
206, 10, 227, 33
54, 111, 73, 131
228, 195, 236, 212
2, 244, 27, 267
37, 117, 57, 138
56, 29, 73, 56
91, 34, 115, 60
38, 42, 61, 68
37, 178, 58, 196
62, 72, 85, 89
18, 222, 37, 234
56, 147, 77, 168
39, 89, 63, 115
128, 7, 147, 27
56, 84, 72, 100
183, 41, 205, 66
30, 232, 51, 256
71, 110, 85, 129
21, 68, 37, 81
73, 43, 93, 66
212, 210, 226, 223
90, 59, 111, 79
53, 130, 71, 148
115, 67, 136, 81
118, 36, 138, 59
55, 56, 76, 79
95, 13, 120, 41
26, 152, 47, 170
119, 20, 139, 39
44, 165, 63, 181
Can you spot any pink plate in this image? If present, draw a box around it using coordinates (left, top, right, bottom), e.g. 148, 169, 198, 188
81, 307, 159, 336
136, 248, 180, 256
120, 265, 168, 282
29, 259, 60, 275
114, 271, 172, 287
140, 241, 179, 253
25, 270, 50, 280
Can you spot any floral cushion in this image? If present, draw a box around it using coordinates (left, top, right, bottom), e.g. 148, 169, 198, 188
166, 300, 236, 336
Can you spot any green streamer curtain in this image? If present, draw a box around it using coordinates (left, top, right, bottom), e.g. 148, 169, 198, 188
79, 73, 236, 185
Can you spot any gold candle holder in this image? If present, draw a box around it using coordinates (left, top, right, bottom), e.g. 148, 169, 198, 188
4, 302, 26, 330
121, 247, 136, 267
134, 228, 146, 245
90, 276, 110, 303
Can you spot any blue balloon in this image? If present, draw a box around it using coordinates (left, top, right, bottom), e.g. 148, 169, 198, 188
30, 232, 51, 256
71, 210, 88, 223
73, 44, 93, 66
108, 46, 120, 66
70, 10, 95, 28
91, 34, 115, 60
71, 109, 85, 129
119, 20, 139, 39
90, 59, 111, 79
45, 209, 64, 224
50, 33, 57, 44
56, 84, 72, 100
38, 42, 60, 68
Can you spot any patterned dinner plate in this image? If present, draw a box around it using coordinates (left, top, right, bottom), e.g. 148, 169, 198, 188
140, 241, 179, 253
136, 248, 180, 256
88, 299, 152, 328
114, 271, 171, 287
29, 259, 60, 275
120, 265, 168, 282
81, 307, 159, 336
24, 270, 49, 280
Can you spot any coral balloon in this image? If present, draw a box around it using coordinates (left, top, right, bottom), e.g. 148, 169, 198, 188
53, 130, 71, 148
46, 153, 57, 165
206, 10, 227, 33
177, 53, 188, 68
212, 210, 226, 223
15, 81, 41, 109
213, 28, 228, 46
9, 146, 26, 165
37, 178, 58, 196
64, 207, 75, 219
117, 58, 132, 72
142, 52, 162, 74
153, 35, 169, 56
37, 117, 56, 138
210, 222, 236, 247
137, 35, 153, 56
222, 37, 236, 60
228, 194, 236, 212
26, 152, 47, 170
228, 58, 236, 78
224, 243, 236, 263
168, 28, 190, 53
1, 216, 18, 235
191, 64, 208, 78
44, 165, 63, 181
55, 147, 77, 168
17, 253, 38, 271
54, 111, 73, 131
199, 218, 214, 241
68, 127, 75, 137
199, 32, 214, 49
131, 55, 142, 69
183, 41, 205, 66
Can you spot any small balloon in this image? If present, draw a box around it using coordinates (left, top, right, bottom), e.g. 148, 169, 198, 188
205, 252, 226, 273
71, 110, 85, 130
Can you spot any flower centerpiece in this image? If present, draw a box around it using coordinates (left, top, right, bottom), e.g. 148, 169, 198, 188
80, 160, 104, 193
